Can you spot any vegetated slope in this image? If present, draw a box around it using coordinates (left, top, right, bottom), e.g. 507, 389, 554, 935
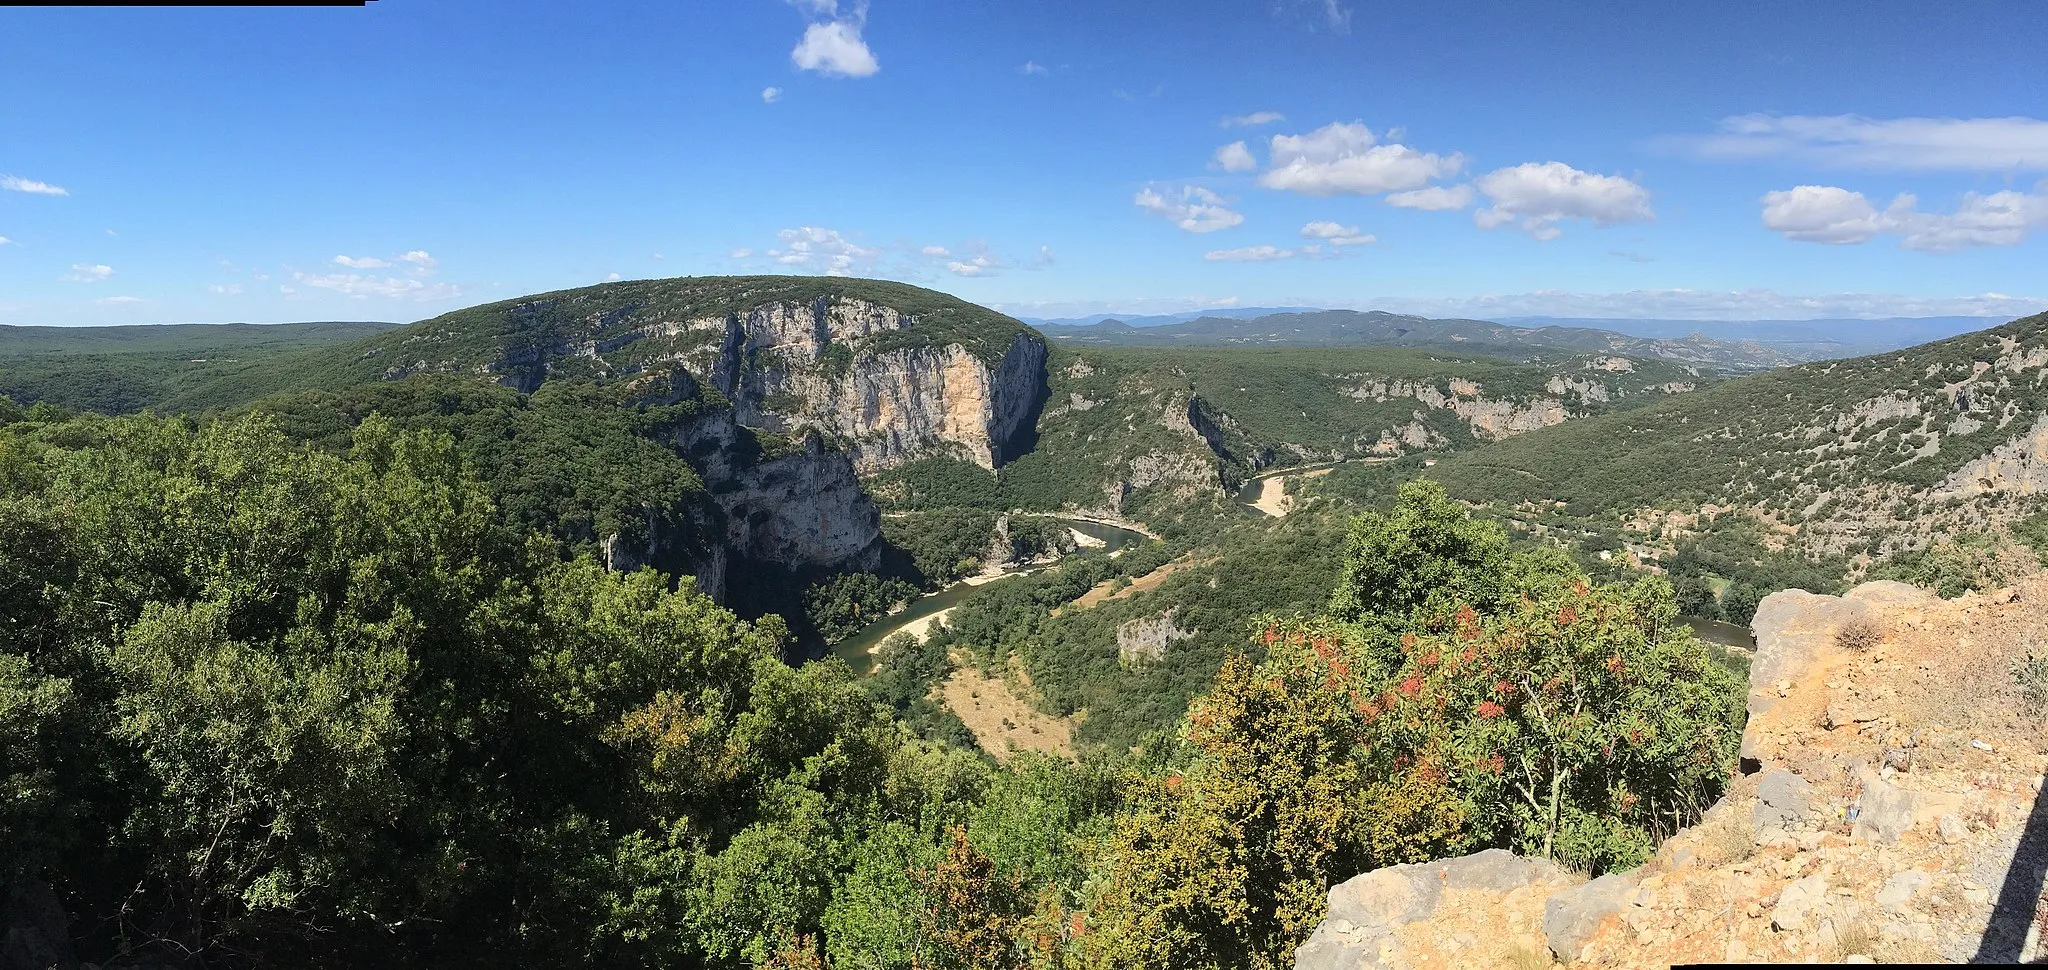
1498, 314, 2001, 359
871, 343, 1713, 522
0, 321, 398, 413
1036, 309, 1806, 371
1410, 309, 2048, 569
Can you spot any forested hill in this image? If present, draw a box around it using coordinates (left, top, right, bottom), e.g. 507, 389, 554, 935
0, 321, 398, 414
1036, 308, 1810, 372
1410, 309, 2048, 564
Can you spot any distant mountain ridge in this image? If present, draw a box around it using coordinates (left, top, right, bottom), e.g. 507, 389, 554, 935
1035, 309, 1806, 372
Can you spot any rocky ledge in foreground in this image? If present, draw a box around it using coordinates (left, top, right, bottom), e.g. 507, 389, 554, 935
1296, 579, 2048, 968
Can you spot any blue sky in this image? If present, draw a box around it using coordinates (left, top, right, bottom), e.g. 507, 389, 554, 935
3, 0, 2046, 326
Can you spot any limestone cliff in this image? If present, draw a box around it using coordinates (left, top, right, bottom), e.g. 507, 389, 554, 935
346, 277, 1044, 593
364, 278, 1051, 476
1295, 577, 2048, 968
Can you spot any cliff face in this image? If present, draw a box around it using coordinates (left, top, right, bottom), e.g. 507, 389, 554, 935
350, 278, 1046, 592
1295, 577, 2048, 968
732, 322, 1049, 473
458, 290, 1050, 475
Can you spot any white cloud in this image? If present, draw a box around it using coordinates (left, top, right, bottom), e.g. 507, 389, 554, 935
1351, 288, 2047, 321
1204, 245, 1297, 262
1670, 114, 2048, 172
1212, 141, 1258, 173
333, 254, 390, 269
1021, 61, 1048, 75
787, 0, 839, 15
1471, 162, 1653, 239
1385, 184, 1474, 211
0, 175, 67, 196
1134, 184, 1245, 233
730, 247, 755, 259
1759, 182, 2048, 251
95, 296, 144, 306
1300, 221, 1374, 246
766, 226, 879, 275
399, 250, 438, 272
293, 271, 462, 301
762, 86, 784, 103
1258, 122, 1464, 196
0, 236, 11, 246
62, 263, 113, 283
1758, 185, 1894, 244
947, 255, 999, 277
206, 283, 244, 295
920, 244, 950, 257
1221, 111, 1285, 129
792, 19, 878, 78
1030, 245, 1055, 269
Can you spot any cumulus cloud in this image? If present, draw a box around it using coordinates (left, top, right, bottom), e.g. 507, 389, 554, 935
207, 283, 244, 295
1300, 221, 1374, 245
1471, 162, 1653, 239
1759, 182, 2048, 251
1212, 141, 1257, 173
767, 226, 879, 275
333, 254, 390, 269
62, 263, 113, 283
293, 271, 462, 301
792, 19, 878, 78
762, 87, 784, 103
0, 236, 11, 246
947, 255, 999, 277
399, 250, 438, 272
1258, 122, 1464, 196
1385, 184, 1474, 211
1021, 61, 1048, 75
1758, 185, 1895, 244
1221, 111, 1285, 129
1668, 114, 2048, 172
1203, 245, 1298, 262
1133, 185, 1245, 233
0, 175, 67, 196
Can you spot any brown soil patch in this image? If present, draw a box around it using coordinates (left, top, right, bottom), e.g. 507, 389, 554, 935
1064, 555, 1201, 612
938, 664, 1075, 762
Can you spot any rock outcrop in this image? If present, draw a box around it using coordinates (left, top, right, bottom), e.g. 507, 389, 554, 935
1296, 850, 1573, 970
1345, 378, 1577, 440
1295, 577, 2048, 967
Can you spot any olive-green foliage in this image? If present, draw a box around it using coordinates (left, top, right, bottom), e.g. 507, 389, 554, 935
0, 322, 396, 414
1868, 531, 2033, 599
880, 509, 1002, 585
248, 377, 715, 558
1327, 479, 1512, 630
0, 408, 1021, 968
805, 572, 921, 642
930, 514, 1347, 753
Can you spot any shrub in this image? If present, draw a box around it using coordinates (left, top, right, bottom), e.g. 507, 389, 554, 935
1834, 616, 1887, 653
2012, 636, 2048, 712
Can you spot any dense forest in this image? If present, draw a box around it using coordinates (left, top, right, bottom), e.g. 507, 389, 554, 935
0, 391, 1743, 968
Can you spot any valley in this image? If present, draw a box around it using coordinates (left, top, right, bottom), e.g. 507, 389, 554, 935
5, 275, 2046, 970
